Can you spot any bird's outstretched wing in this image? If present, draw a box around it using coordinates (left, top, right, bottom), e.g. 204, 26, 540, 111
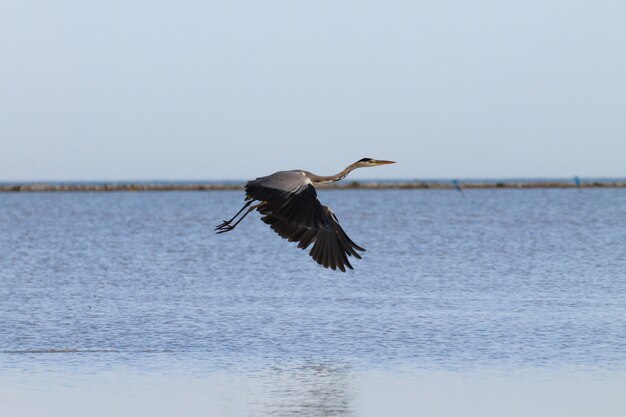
245, 171, 365, 271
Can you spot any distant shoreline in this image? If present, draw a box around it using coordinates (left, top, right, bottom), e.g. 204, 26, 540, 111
2, 180, 625, 192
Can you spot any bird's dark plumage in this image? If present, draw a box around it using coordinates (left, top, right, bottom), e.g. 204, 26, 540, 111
215, 159, 395, 271
245, 171, 364, 271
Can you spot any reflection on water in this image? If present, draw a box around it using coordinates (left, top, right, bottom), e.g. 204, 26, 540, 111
260, 362, 353, 417
2, 362, 626, 417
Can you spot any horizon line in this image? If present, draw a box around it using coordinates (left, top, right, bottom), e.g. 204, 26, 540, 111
2, 175, 626, 184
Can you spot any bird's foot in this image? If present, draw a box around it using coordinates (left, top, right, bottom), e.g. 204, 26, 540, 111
215, 220, 235, 233
215, 224, 234, 234
214, 220, 231, 231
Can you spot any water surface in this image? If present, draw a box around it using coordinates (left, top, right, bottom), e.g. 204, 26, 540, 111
1, 189, 625, 416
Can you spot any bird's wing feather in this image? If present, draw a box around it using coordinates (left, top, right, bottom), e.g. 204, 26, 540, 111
245, 171, 365, 272
246, 171, 315, 214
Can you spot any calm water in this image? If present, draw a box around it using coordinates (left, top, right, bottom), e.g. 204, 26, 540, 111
1, 189, 626, 416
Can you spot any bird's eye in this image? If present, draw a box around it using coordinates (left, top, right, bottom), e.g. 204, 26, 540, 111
359, 158, 372, 162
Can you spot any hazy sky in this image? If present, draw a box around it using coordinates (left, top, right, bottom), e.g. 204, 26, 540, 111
1, 1, 624, 181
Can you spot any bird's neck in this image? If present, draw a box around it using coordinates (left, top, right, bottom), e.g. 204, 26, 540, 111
308, 163, 359, 184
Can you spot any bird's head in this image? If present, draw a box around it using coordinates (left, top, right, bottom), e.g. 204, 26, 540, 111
353, 158, 396, 168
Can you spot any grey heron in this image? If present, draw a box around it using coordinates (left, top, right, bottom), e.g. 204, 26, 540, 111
215, 158, 395, 271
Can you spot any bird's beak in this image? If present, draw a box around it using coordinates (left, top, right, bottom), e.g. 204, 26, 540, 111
372, 159, 396, 165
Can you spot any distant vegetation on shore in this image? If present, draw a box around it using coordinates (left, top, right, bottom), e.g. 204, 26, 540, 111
2, 179, 625, 192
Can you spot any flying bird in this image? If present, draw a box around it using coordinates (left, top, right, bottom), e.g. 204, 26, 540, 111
215, 158, 395, 271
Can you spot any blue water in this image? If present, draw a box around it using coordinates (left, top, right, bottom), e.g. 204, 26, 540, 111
1, 189, 626, 416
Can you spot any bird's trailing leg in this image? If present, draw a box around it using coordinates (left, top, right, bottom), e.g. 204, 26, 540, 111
215, 200, 252, 230
215, 202, 264, 234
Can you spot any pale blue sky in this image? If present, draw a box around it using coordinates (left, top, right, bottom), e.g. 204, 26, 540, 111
1, 1, 624, 181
